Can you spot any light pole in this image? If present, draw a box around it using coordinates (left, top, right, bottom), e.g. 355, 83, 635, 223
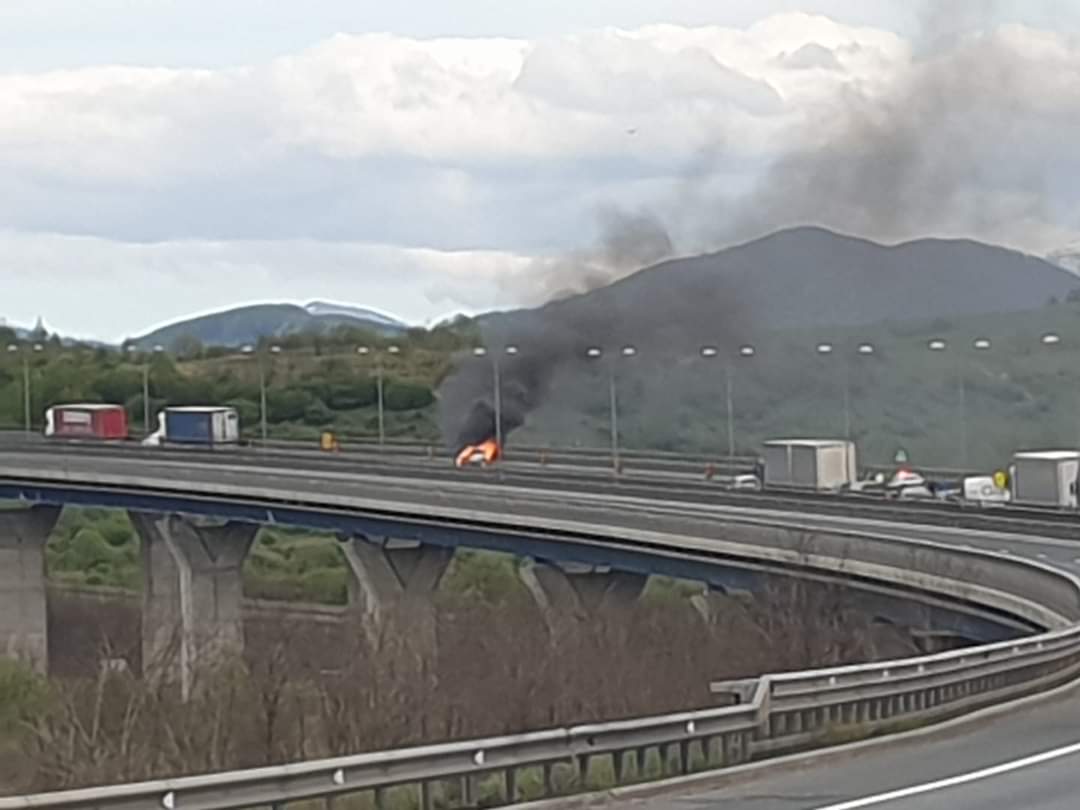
1039, 333, 1064, 442
129, 344, 164, 436
815, 340, 866, 440
853, 342, 875, 443
587, 345, 636, 474
706, 344, 758, 458
473, 344, 519, 450
358, 344, 400, 447
7, 343, 43, 435
926, 338, 968, 466
243, 344, 281, 443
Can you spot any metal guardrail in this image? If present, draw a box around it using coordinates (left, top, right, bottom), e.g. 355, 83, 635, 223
3, 627, 1078, 809
3, 468, 1080, 807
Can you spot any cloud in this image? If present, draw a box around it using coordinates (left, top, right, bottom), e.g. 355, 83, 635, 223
0, 231, 528, 341
2, 12, 1080, 341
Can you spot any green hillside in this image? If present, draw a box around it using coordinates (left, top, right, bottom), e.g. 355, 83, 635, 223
4, 300, 1080, 471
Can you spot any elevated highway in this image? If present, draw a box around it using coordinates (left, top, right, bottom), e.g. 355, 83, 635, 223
1, 446, 1080, 807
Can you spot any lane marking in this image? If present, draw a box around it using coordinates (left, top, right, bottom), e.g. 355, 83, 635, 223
812, 740, 1080, 809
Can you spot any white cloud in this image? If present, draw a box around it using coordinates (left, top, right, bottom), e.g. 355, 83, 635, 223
2, 13, 1080, 339
0, 231, 529, 342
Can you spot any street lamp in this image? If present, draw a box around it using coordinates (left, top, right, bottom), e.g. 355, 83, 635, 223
243, 344, 281, 443
586, 346, 637, 474
129, 344, 164, 436
701, 344, 756, 458
7, 343, 44, 435
358, 345, 400, 447
473, 344, 519, 451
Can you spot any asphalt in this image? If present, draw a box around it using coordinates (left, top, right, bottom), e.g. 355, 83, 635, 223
7, 449, 1080, 808
613, 687, 1080, 809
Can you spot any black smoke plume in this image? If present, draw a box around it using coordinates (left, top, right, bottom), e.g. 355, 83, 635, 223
443, 204, 680, 451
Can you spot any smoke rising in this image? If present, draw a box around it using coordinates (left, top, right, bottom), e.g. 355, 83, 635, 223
442, 1, 1040, 450
728, 1, 1047, 247
524, 206, 675, 304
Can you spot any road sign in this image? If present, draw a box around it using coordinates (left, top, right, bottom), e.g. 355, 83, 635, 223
894, 448, 909, 465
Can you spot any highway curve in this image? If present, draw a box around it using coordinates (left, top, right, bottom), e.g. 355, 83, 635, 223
5, 448, 1080, 808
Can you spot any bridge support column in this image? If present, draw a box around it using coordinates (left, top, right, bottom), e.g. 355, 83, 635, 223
131, 513, 257, 698
519, 560, 646, 630
339, 536, 452, 653
0, 506, 60, 673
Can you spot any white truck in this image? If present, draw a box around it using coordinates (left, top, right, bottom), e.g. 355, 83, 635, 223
763, 439, 857, 491
1010, 450, 1080, 507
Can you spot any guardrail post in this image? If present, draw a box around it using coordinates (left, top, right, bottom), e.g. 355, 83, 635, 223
0, 505, 60, 674
130, 512, 257, 700
505, 767, 517, 803
543, 762, 556, 796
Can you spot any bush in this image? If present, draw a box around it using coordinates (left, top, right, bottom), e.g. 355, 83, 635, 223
226, 398, 261, 429
383, 381, 435, 411
267, 388, 313, 423
302, 400, 335, 427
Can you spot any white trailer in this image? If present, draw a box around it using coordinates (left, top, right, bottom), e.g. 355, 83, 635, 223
763, 439, 857, 491
1011, 450, 1080, 507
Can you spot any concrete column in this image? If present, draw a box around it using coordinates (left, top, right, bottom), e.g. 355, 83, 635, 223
339, 536, 452, 651
131, 512, 257, 697
0, 506, 60, 673
518, 560, 646, 631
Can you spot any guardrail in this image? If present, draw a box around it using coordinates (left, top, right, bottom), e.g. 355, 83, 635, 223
4, 627, 1078, 809
4, 463, 1080, 807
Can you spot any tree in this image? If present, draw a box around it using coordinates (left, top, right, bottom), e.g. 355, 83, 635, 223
173, 335, 205, 360
383, 381, 435, 411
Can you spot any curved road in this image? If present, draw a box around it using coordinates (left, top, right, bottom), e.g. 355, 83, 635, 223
5, 449, 1080, 808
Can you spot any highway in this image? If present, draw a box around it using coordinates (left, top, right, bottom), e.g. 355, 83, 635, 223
5, 447, 1080, 807
620, 685, 1080, 809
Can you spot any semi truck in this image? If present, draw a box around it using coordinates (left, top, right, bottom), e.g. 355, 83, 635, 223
762, 439, 857, 491
1010, 450, 1080, 507
143, 406, 240, 447
44, 404, 128, 440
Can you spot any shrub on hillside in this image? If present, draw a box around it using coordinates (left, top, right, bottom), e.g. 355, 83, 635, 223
383, 381, 435, 411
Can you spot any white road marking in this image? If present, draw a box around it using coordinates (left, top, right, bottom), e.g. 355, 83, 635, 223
812, 740, 1080, 809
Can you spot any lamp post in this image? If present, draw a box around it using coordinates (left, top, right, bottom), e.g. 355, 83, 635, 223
358, 344, 400, 447
705, 344, 757, 458
6, 343, 43, 435
242, 344, 281, 443
473, 344, 519, 450
587, 345, 637, 474
129, 344, 164, 436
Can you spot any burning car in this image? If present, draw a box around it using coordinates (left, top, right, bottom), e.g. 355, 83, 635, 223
455, 439, 501, 468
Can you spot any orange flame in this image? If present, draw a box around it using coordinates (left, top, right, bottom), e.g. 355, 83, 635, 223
455, 439, 501, 468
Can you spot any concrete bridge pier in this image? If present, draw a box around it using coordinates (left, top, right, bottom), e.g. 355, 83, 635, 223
519, 560, 647, 631
338, 536, 452, 654
0, 506, 60, 673
130, 512, 257, 698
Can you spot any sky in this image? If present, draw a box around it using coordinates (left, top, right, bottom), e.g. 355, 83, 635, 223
2, 1, 1080, 341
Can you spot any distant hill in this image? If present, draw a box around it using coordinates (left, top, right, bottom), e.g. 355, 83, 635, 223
533, 226, 1080, 340
444, 226, 1080, 450
130, 301, 408, 350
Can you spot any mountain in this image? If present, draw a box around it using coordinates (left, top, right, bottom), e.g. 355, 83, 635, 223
130, 301, 407, 350
1047, 244, 1080, 276
445, 226, 1080, 449
489, 227, 1080, 345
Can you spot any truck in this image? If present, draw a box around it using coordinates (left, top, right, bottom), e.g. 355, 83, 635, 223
44, 404, 128, 440
143, 406, 240, 447
762, 439, 857, 491
1010, 450, 1080, 507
